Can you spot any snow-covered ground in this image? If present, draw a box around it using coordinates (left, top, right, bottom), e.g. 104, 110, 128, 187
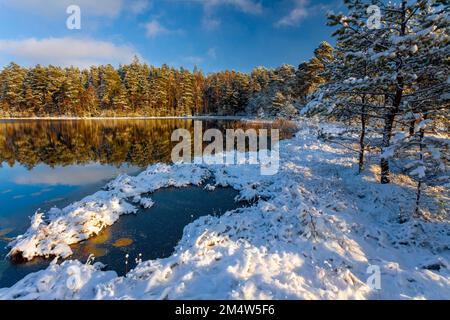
1, 121, 448, 299
7, 164, 209, 261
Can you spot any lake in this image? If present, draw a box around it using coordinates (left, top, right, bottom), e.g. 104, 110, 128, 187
0, 119, 293, 288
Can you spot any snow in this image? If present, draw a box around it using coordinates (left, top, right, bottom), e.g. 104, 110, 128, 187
0, 259, 117, 300
1, 120, 449, 300
381, 147, 395, 159
204, 184, 216, 191
7, 164, 210, 261
415, 119, 432, 132
410, 166, 426, 179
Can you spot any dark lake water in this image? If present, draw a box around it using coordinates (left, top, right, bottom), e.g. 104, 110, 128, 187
0, 119, 293, 288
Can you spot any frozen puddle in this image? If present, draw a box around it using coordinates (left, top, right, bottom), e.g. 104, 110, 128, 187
71, 184, 244, 276
0, 183, 244, 288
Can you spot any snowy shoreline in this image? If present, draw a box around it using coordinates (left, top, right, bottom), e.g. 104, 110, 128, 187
7, 164, 211, 261
1, 121, 448, 299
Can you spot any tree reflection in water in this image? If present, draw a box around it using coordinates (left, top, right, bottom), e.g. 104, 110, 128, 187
0, 119, 295, 169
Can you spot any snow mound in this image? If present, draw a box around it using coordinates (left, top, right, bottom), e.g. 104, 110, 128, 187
0, 260, 117, 300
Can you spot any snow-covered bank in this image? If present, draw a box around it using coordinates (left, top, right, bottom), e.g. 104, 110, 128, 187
8, 164, 210, 260
1, 121, 449, 299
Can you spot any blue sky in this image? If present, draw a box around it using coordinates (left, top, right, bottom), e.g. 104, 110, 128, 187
0, 0, 342, 73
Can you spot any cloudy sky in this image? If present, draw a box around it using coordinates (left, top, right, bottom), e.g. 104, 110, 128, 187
0, 0, 341, 72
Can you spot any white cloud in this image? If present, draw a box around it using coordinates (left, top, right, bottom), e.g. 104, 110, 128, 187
203, 0, 263, 15
144, 20, 170, 38
197, 0, 262, 30
0, 37, 141, 68
129, 0, 152, 14
144, 20, 183, 38
1, 0, 151, 18
276, 0, 310, 27
207, 47, 217, 59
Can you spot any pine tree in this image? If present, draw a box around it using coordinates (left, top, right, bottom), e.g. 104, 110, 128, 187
98, 64, 128, 114
150, 65, 170, 116
178, 68, 195, 116
123, 56, 142, 113
272, 91, 286, 114
23, 65, 47, 115
192, 67, 205, 115
295, 41, 333, 104
305, 0, 449, 184
46, 65, 66, 115
0, 62, 26, 115
59, 67, 84, 115
81, 85, 98, 116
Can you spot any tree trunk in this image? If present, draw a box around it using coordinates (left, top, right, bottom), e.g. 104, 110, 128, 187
414, 115, 426, 216
409, 120, 415, 136
380, 107, 396, 183
415, 180, 422, 216
358, 96, 367, 173
380, 0, 406, 184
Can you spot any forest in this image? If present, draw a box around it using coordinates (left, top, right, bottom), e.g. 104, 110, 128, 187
0, 48, 328, 118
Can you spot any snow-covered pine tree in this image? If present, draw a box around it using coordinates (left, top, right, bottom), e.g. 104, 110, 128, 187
302, 1, 383, 173
246, 64, 298, 117
376, 0, 449, 184
192, 67, 205, 115
380, 0, 449, 214
295, 41, 333, 105
304, 0, 449, 183
272, 91, 286, 113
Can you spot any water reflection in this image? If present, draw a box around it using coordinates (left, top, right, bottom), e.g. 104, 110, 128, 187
0, 119, 292, 288
13, 164, 136, 186
0, 119, 291, 169
0, 119, 191, 168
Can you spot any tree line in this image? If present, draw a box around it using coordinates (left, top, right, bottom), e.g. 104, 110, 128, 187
0, 51, 332, 118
